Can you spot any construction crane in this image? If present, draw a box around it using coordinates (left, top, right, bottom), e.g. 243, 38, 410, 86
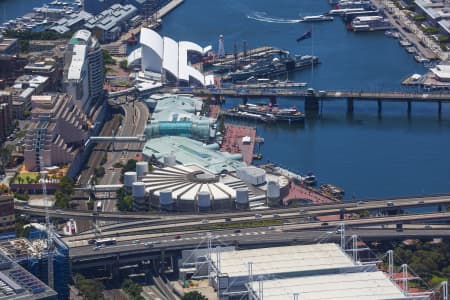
39, 156, 54, 289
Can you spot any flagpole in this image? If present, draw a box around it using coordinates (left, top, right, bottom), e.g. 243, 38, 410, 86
311, 25, 314, 87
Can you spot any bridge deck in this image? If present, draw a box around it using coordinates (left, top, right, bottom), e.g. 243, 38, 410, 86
163, 87, 450, 102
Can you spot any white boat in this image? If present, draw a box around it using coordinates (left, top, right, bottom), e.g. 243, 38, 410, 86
406, 47, 416, 54
399, 39, 412, 47
301, 15, 334, 22
329, 8, 365, 15
349, 15, 390, 31
303, 172, 317, 186
414, 55, 430, 63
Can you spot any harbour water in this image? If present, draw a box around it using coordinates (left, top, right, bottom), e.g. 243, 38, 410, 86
160, 0, 450, 200
0, 0, 50, 24
2, 0, 450, 200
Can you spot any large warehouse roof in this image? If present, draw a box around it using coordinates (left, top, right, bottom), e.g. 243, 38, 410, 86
143, 136, 246, 174
212, 243, 358, 277
249, 271, 423, 300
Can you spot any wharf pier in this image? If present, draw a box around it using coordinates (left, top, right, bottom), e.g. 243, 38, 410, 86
373, 0, 441, 60
158, 0, 184, 18
220, 109, 275, 123
102, 0, 184, 55
260, 164, 337, 205
163, 87, 450, 116
219, 125, 258, 165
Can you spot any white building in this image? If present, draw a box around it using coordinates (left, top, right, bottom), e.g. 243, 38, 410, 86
181, 243, 430, 300
128, 28, 212, 88
63, 30, 104, 112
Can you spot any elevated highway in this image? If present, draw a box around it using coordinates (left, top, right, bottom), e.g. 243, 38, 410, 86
64, 211, 450, 246
16, 193, 450, 223
70, 226, 450, 271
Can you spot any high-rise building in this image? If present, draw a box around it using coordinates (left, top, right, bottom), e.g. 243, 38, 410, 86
0, 92, 13, 141
63, 30, 104, 113
0, 188, 14, 234
23, 94, 89, 171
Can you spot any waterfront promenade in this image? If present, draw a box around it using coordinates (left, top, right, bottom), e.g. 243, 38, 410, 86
220, 125, 256, 165
375, 0, 446, 61
102, 0, 184, 55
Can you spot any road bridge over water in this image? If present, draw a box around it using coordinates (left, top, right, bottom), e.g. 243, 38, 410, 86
162, 87, 450, 116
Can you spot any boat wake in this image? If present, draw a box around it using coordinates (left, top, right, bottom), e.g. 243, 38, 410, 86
247, 11, 301, 24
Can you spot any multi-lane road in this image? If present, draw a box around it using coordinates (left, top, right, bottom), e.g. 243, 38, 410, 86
98, 101, 149, 214
64, 209, 450, 248
17, 193, 450, 223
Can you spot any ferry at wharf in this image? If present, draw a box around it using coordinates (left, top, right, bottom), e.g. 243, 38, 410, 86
223, 51, 319, 82
348, 15, 391, 31
236, 103, 305, 122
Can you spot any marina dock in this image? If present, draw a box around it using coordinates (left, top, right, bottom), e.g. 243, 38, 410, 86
102, 0, 184, 55
158, 0, 184, 18
371, 0, 440, 61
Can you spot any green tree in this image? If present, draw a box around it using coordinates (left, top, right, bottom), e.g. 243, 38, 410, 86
120, 159, 137, 183
55, 176, 74, 209
74, 274, 105, 300
119, 60, 128, 70
94, 167, 105, 178
23, 111, 31, 118
102, 49, 116, 65
0, 146, 12, 174
182, 291, 208, 300
122, 279, 144, 300
15, 215, 30, 238
116, 187, 133, 212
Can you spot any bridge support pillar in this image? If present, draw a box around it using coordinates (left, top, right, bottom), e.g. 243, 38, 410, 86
438, 101, 442, 119
377, 99, 382, 117
269, 96, 277, 106
347, 98, 354, 114
305, 95, 319, 114
160, 249, 166, 273
242, 96, 248, 105
407, 101, 412, 116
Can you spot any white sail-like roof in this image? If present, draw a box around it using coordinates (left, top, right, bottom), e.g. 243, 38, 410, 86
140, 28, 163, 73
132, 28, 209, 86
127, 47, 142, 67
163, 36, 179, 78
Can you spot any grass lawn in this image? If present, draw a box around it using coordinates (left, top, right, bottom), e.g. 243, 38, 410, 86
13, 173, 40, 184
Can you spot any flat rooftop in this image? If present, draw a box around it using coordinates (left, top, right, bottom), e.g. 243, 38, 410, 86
212, 243, 357, 277
143, 136, 246, 174
249, 271, 420, 300
0, 249, 57, 299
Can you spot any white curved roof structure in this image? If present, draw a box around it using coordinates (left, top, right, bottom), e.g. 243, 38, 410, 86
140, 165, 236, 202
127, 47, 142, 66
132, 28, 210, 86
163, 36, 179, 78
140, 28, 164, 73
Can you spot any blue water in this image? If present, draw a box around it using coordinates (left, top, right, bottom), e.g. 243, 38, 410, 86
0, 0, 50, 24
160, 0, 450, 200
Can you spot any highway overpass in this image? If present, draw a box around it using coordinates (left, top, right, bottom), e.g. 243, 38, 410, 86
15, 193, 450, 223
70, 226, 450, 272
